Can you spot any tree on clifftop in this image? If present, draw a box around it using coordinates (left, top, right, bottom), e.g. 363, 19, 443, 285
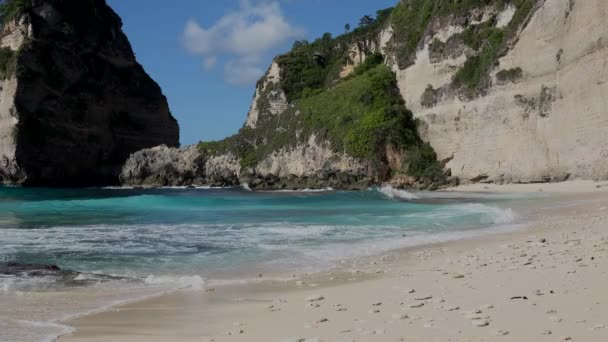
359, 15, 376, 27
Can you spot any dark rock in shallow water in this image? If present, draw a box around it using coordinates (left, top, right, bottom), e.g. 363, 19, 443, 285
1, 262, 76, 277
0, 262, 125, 287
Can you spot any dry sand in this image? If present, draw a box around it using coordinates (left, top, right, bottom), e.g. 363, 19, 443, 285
61, 181, 608, 342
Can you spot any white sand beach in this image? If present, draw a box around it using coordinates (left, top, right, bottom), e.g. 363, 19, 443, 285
61, 181, 608, 342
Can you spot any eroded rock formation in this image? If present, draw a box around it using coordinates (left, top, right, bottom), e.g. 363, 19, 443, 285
0, 0, 179, 186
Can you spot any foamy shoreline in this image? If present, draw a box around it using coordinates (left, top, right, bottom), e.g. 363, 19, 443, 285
59, 180, 608, 341
3, 184, 522, 342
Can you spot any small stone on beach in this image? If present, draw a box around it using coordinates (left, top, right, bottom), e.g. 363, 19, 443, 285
472, 319, 489, 327
305, 295, 325, 302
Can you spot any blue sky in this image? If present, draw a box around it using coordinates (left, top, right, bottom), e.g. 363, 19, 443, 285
107, 0, 396, 146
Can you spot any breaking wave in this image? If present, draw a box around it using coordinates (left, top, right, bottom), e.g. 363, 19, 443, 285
376, 185, 419, 200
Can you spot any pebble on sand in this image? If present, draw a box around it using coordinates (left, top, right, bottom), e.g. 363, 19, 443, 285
305, 295, 325, 302
472, 319, 489, 327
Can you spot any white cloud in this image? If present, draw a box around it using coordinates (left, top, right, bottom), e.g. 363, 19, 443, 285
203, 56, 217, 70
183, 0, 304, 85
224, 58, 265, 86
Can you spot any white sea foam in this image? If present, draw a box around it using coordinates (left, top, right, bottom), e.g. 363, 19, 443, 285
101, 185, 231, 190
442, 203, 517, 224
377, 185, 419, 200
267, 187, 335, 193
295, 223, 525, 269
0, 318, 74, 342
144, 275, 205, 291
1, 276, 13, 293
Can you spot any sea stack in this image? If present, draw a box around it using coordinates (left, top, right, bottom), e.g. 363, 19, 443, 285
0, 0, 179, 186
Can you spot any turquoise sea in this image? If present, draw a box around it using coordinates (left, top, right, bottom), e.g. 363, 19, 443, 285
0, 185, 528, 341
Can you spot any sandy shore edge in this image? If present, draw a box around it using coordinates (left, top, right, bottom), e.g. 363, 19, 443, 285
61, 180, 608, 342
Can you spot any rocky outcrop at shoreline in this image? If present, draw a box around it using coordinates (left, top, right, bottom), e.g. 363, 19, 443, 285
120, 145, 239, 188
119, 144, 380, 190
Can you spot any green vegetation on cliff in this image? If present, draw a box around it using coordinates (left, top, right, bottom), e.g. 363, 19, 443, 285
387, 0, 535, 93
390, 0, 508, 68
276, 8, 394, 102
496, 67, 523, 83
199, 63, 443, 181
0, 0, 28, 80
0, 0, 25, 25
0, 47, 16, 78
451, 0, 534, 92
288, 64, 418, 160
274, 0, 535, 99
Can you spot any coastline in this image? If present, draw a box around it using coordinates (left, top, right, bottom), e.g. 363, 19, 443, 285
60, 180, 608, 341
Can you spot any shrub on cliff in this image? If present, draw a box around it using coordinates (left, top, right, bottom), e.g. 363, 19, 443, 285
276, 8, 394, 102
389, 0, 509, 69
452, 24, 505, 90
496, 67, 523, 83
0, 47, 16, 79
450, 0, 535, 93
420, 84, 439, 108
352, 52, 384, 76
0, 0, 25, 25
407, 142, 445, 181
387, 0, 535, 94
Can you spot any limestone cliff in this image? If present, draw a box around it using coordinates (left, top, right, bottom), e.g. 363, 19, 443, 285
122, 0, 607, 189
390, 0, 608, 183
0, 0, 179, 186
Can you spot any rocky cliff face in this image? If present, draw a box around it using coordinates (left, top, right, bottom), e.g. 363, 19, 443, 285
390, 0, 608, 183
0, 0, 179, 186
122, 0, 607, 189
